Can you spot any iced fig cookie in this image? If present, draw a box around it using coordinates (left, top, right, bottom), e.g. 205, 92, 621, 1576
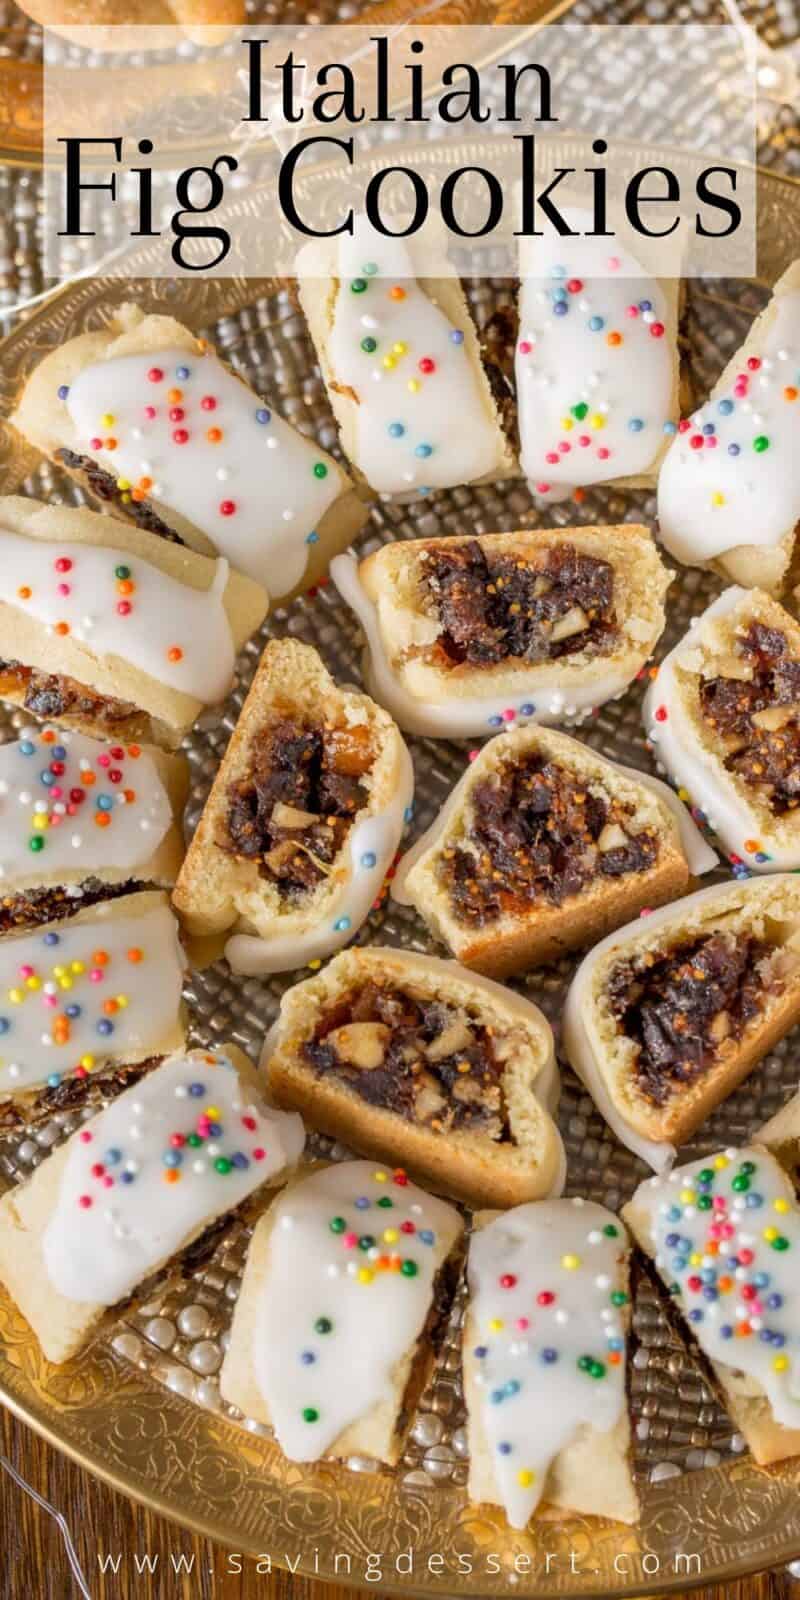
331, 525, 670, 739
0, 498, 266, 749
0, 1043, 305, 1364
657, 261, 800, 592
0, 724, 188, 933
0, 890, 186, 1125
562, 876, 800, 1173
264, 945, 565, 1209
517, 207, 680, 500
644, 587, 800, 874
623, 1143, 800, 1465
11, 305, 365, 599
173, 639, 413, 975
220, 1160, 463, 1463
464, 1199, 637, 1528
297, 214, 515, 498
392, 725, 717, 980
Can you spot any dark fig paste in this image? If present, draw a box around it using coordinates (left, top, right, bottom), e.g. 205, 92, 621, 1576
699, 622, 800, 814
0, 659, 146, 738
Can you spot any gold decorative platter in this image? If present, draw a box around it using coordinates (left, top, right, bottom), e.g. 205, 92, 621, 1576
0, 153, 800, 1595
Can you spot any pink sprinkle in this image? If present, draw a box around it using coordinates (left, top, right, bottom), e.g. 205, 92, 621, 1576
517, 340, 532, 355
90, 437, 103, 451
739, 1248, 754, 1264
44, 994, 57, 1009
201, 395, 217, 411
706, 436, 718, 448
103, 1175, 114, 1188
78, 1195, 92, 1209
253, 1147, 265, 1161
241, 1115, 257, 1131
468, 749, 480, 762
144, 405, 157, 420
578, 435, 591, 447
721, 1222, 735, 1238
50, 787, 62, 800
626, 304, 639, 318
343, 1231, 358, 1249
535, 483, 550, 494
57, 583, 70, 597
713, 1197, 727, 1211
558, 441, 571, 453
147, 367, 164, 383
597, 447, 610, 460
117, 602, 132, 616
98, 753, 111, 768
501, 708, 516, 722
607, 256, 621, 270
89, 968, 103, 983
516, 1317, 530, 1331
639, 906, 653, 918
545, 452, 559, 464
19, 964, 34, 980
79, 1130, 93, 1143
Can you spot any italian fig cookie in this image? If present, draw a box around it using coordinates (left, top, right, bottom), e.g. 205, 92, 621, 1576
392, 725, 717, 979
296, 213, 515, 497
562, 876, 800, 1173
220, 1160, 463, 1464
0, 1043, 305, 1364
11, 304, 366, 599
331, 525, 670, 738
516, 206, 680, 500
263, 945, 565, 1209
623, 1141, 800, 1466
0, 723, 188, 933
464, 1199, 637, 1528
172, 638, 413, 975
0, 497, 266, 748
644, 586, 800, 873
657, 261, 800, 593
0, 890, 186, 1126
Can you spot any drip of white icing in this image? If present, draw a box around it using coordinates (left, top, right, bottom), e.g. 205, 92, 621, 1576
644, 586, 797, 872
0, 899, 184, 1095
330, 554, 634, 738
251, 1160, 462, 1460
657, 290, 800, 564
0, 527, 234, 706
392, 739, 716, 906
632, 1147, 800, 1429
64, 350, 346, 595
225, 741, 414, 976
324, 215, 505, 494
42, 1048, 305, 1305
517, 209, 675, 496
0, 725, 173, 883
467, 1198, 628, 1528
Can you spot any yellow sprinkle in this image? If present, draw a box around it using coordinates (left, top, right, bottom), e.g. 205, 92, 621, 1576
561, 417, 574, 431
8, 989, 23, 1005
53, 965, 66, 979
589, 413, 606, 429
308, 959, 321, 971
357, 1267, 373, 1285
383, 1228, 399, 1244
392, 341, 407, 355
373, 1170, 387, 1182
407, 379, 421, 393
205, 1106, 220, 1120
714, 1156, 729, 1170
516, 1469, 535, 1488
773, 1355, 789, 1373
32, 815, 47, 830
711, 491, 725, 507
116, 994, 129, 1009
25, 976, 41, 991
680, 1189, 696, 1204
489, 1317, 504, 1333
58, 977, 73, 991
678, 788, 690, 802
71, 961, 84, 975
562, 1253, 581, 1271
689, 1252, 702, 1267
763, 1226, 779, 1242
116, 478, 131, 491
382, 355, 397, 370
101, 412, 115, 428
80, 1054, 94, 1070
774, 1198, 790, 1214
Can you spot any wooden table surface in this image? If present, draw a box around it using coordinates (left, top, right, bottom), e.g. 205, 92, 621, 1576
2, 1409, 799, 1600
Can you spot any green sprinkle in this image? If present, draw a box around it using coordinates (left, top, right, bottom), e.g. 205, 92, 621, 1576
362, 261, 378, 276
401, 1259, 418, 1277
350, 278, 368, 294
753, 435, 769, 453
577, 1355, 593, 1373
589, 1360, 606, 1379
732, 1175, 750, 1193
698, 1168, 715, 1184
602, 1224, 619, 1237
772, 1235, 790, 1251
697, 1195, 712, 1211
377, 1196, 393, 1208
214, 1157, 232, 1175
610, 1290, 628, 1306
358, 1235, 375, 1252
114, 564, 131, 580
302, 1407, 319, 1423
28, 836, 44, 852
313, 462, 328, 479
188, 1133, 202, 1148
740, 1161, 756, 1175
572, 402, 588, 420
361, 336, 377, 353
314, 1317, 333, 1335
329, 1216, 346, 1233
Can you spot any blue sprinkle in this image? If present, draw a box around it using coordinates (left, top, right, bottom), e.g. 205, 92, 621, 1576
728, 443, 741, 456
163, 1150, 182, 1168
388, 422, 405, 438
771, 1331, 786, 1347
700, 1268, 717, 1283
120, 1170, 135, 1185
702, 1286, 719, 1301
333, 916, 351, 933
176, 365, 191, 380
474, 1345, 488, 1360
255, 408, 271, 425
97, 794, 114, 811
768, 1293, 783, 1309
607, 1337, 624, 1352
66, 1004, 81, 1019
57, 385, 70, 401
588, 315, 605, 332
97, 1019, 114, 1037
305, 531, 319, 545
666, 1232, 680, 1248
40, 771, 55, 787
628, 417, 644, 432
541, 1348, 558, 1363
360, 852, 377, 870
414, 443, 433, 459
667, 1205, 682, 1222
550, 264, 567, 278
231, 1152, 249, 1170
450, 329, 464, 345
759, 1329, 775, 1344
403, 805, 413, 823
663, 420, 677, 434
300, 1351, 316, 1365
354, 1196, 370, 1210
755, 852, 769, 864
753, 1272, 770, 1289
720, 1324, 733, 1339
553, 301, 569, 317
0, 1019, 8, 1036
488, 715, 503, 728
207, 1121, 222, 1138
104, 1148, 122, 1166
519, 703, 535, 716
503, 1379, 520, 1397
419, 1229, 435, 1245
490, 1388, 505, 1405
688, 1309, 704, 1323
718, 398, 734, 415
52, 746, 66, 761
551, 286, 567, 303
498, 1442, 512, 1455
18, 740, 35, 757
702, 423, 716, 436
47, 1073, 61, 1088
745, 1192, 763, 1208
43, 931, 60, 946
189, 1082, 205, 1097
639, 299, 653, 311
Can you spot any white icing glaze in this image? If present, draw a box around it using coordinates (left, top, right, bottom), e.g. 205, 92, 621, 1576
330, 554, 632, 738
42, 1047, 305, 1305
467, 1198, 628, 1528
0, 527, 234, 705
324, 215, 505, 495
517, 208, 675, 497
250, 1160, 462, 1461
632, 1146, 800, 1429
658, 290, 800, 564
644, 587, 798, 872
0, 899, 184, 1096
0, 725, 173, 885
64, 350, 346, 596
225, 741, 414, 976
391, 740, 716, 907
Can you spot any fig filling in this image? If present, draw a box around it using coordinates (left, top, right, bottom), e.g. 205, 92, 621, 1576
221, 715, 374, 902
0, 877, 137, 936
441, 754, 659, 927
606, 931, 771, 1105
55, 448, 183, 544
699, 622, 800, 814
0, 659, 147, 737
421, 540, 617, 670
302, 980, 510, 1139
0, 1054, 158, 1127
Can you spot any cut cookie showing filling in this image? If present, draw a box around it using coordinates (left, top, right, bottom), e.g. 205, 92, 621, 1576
264, 945, 565, 1209
562, 876, 800, 1170
392, 726, 712, 980
644, 587, 800, 871
172, 639, 413, 977
331, 525, 670, 739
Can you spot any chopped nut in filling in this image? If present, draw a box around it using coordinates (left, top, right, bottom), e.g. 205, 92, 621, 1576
0, 659, 147, 737
0, 878, 137, 936
302, 980, 509, 1139
699, 622, 800, 814
221, 715, 374, 901
606, 931, 772, 1105
421, 540, 616, 670
441, 754, 659, 928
